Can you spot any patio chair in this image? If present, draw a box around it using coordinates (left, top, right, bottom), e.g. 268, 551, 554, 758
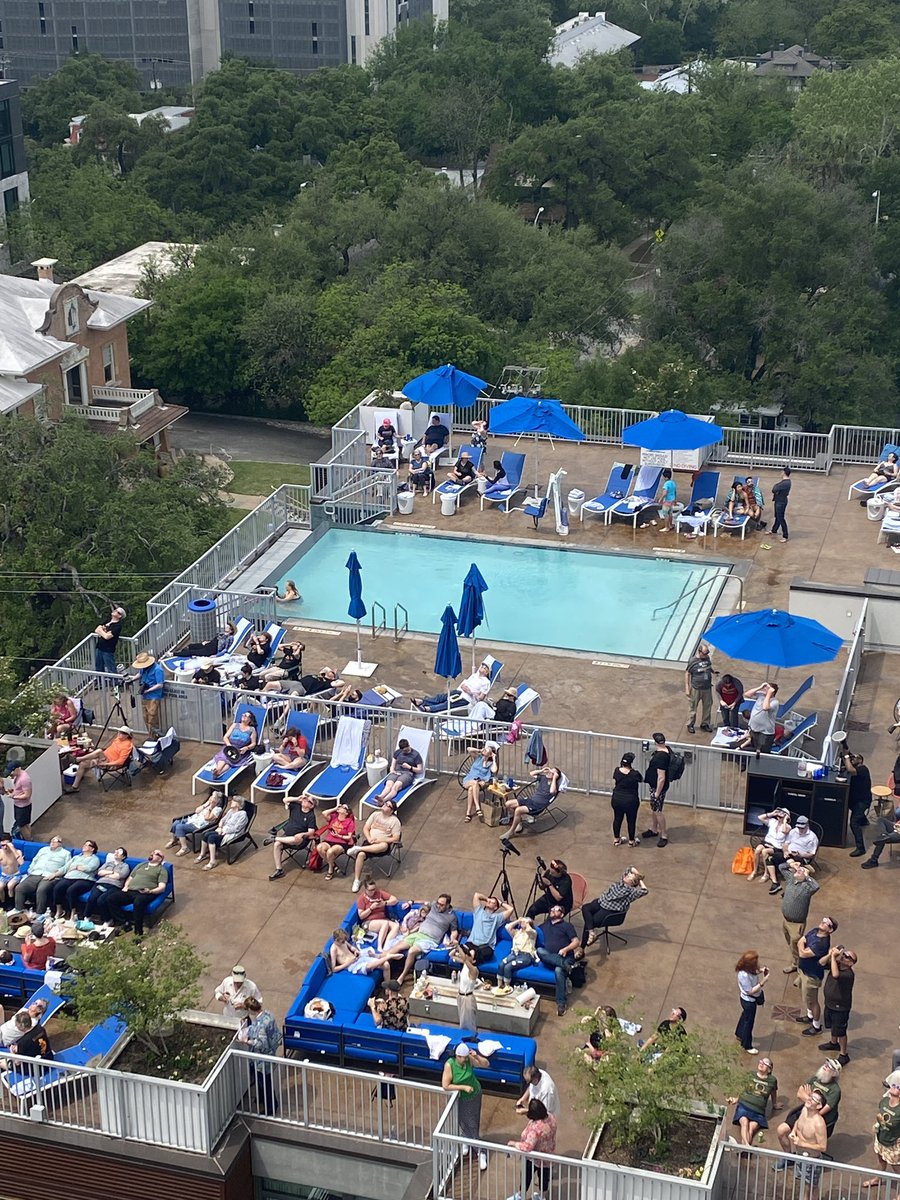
133, 727, 181, 777
713, 477, 760, 540
250, 710, 320, 804
847, 443, 900, 500
304, 716, 371, 803
771, 713, 818, 754
224, 797, 259, 864
256, 621, 287, 669
607, 466, 664, 528
415, 655, 504, 719
432, 444, 484, 511
579, 462, 636, 524
417, 412, 451, 467
522, 494, 549, 529
191, 701, 269, 795
358, 726, 435, 818
674, 470, 721, 539
480, 451, 527, 514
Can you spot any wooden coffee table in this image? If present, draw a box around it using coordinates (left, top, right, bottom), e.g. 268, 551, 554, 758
407, 975, 541, 1034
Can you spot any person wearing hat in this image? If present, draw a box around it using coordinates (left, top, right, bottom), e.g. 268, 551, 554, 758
63, 725, 135, 793
446, 450, 476, 485
129, 651, 165, 739
492, 687, 518, 724
192, 659, 222, 687
22, 919, 56, 971
93, 604, 126, 677
775, 1060, 842, 1153
764, 814, 818, 891
215, 964, 262, 1018
868, 1070, 900, 1185
441, 1042, 491, 1170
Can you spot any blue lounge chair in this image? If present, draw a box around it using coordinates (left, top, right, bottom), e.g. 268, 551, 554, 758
304, 716, 371, 803
250, 710, 320, 804
608, 466, 664, 528
848, 444, 900, 500
579, 462, 636, 524
191, 701, 268, 795
432, 444, 484, 511
480, 451, 527, 513
714, 476, 760, 540
674, 470, 721, 538
772, 712, 818, 755
256, 622, 286, 669
358, 726, 434, 817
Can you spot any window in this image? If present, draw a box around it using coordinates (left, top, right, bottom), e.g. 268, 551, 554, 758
364, 0, 370, 35
64, 363, 85, 405
350, 33, 356, 63
0, 19, 4, 50
71, 23, 78, 51
3, 186, 19, 215
311, 21, 318, 54
38, 1, 46, 34
0, 141, 14, 179
102, 343, 115, 383
248, 1, 254, 32
64, 297, 79, 334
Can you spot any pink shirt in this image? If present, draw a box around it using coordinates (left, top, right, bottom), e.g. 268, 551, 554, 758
11, 770, 32, 807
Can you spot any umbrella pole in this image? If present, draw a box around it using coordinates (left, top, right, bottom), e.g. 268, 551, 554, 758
342, 618, 378, 678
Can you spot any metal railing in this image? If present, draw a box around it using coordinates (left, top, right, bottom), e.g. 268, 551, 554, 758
822, 601, 867, 767
716, 1138, 898, 1200
318, 462, 397, 525
831, 423, 900, 466
708, 427, 831, 472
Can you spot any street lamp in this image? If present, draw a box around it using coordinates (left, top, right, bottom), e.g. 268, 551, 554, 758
533, 206, 545, 228
873, 190, 881, 225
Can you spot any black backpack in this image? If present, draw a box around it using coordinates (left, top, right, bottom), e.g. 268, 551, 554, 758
667, 747, 686, 783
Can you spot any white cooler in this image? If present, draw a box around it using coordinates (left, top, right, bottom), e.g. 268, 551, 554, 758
366, 757, 388, 788
567, 489, 585, 516
397, 491, 415, 515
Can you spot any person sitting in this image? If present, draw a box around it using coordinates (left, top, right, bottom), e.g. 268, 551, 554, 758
45, 695, 78, 738
726, 481, 748, 519
49, 839, 100, 919
492, 687, 519, 724
462, 743, 499, 821
395, 894, 459, 985
423, 414, 450, 454
184, 621, 236, 659
368, 979, 409, 1030
91, 849, 168, 935
580, 1005, 618, 1062
275, 579, 302, 602
314, 803, 356, 881
329, 927, 361, 973
716, 673, 745, 728
446, 451, 476, 485
638, 1006, 688, 1054
503, 765, 562, 837
78, 847, 131, 920
748, 808, 791, 882
195, 796, 249, 870
64, 726, 135, 792
10, 1010, 54, 1061
260, 642, 305, 690
245, 631, 273, 669
22, 920, 56, 971
763, 814, 818, 888
477, 459, 507, 497
414, 661, 493, 713
12, 836, 72, 914
581, 866, 649, 949
371, 446, 396, 471
375, 418, 397, 454
265, 793, 319, 879
492, 915, 538, 994
379, 739, 424, 804
209, 710, 258, 778
348, 799, 402, 891
236, 663, 262, 691
526, 859, 573, 919
0, 997, 48, 1047
166, 791, 225, 857
293, 668, 342, 698
407, 448, 433, 494
744, 476, 765, 524
355, 877, 401, 950
863, 452, 899, 487
192, 658, 222, 686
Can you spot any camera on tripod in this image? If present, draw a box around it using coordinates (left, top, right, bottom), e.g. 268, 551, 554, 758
499, 837, 521, 857
535, 855, 548, 872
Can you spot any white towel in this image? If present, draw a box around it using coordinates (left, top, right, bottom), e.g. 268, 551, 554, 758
407, 1027, 452, 1059
477, 1039, 503, 1057
618, 1018, 642, 1036
348, 948, 379, 975
331, 716, 366, 768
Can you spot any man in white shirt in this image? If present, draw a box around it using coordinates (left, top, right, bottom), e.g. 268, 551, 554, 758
786, 816, 819, 864
516, 1065, 560, 1119
0, 997, 48, 1047
214, 964, 262, 1018
414, 662, 493, 713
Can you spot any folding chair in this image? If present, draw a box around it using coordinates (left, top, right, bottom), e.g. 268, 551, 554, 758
98, 748, 139, 793
368, 838, 404, 881
225, 798, 259, 864
133, 728, 180, 777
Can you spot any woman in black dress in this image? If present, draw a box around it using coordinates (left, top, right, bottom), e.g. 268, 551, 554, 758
611, 752, 643, 847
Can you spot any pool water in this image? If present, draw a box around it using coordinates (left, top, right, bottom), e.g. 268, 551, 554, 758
268, 529, 730, 661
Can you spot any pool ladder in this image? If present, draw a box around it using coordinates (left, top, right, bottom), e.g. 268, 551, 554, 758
369, 602, 408, 643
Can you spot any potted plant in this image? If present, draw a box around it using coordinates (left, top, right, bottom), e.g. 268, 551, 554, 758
573, 1007, 744, 1185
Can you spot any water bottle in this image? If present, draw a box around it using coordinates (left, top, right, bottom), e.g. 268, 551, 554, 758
507, 776, 514, 789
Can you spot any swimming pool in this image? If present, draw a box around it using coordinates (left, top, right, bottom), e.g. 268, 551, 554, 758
267, 529, 731, 662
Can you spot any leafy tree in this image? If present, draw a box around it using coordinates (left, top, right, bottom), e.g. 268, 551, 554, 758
0, 660, 52, 736
22, 52, 145, 145
68, 923, 206, 1059
318, 133, 429, 206
692, 65, 795, 165
813, 0, 899, 61
793, 59, 900, 179
0, 418, 229, 667
713, 0, 804, 56
71, 101, 168, 175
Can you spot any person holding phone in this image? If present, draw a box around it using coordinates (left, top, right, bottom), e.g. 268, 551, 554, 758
735, 950, 769, 1054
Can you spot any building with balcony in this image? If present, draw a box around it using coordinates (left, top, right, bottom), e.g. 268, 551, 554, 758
0, 260, 186, 453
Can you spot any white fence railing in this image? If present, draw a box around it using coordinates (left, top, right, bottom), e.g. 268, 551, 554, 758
715, 1139, 899, 1200
822, 601, 867, 767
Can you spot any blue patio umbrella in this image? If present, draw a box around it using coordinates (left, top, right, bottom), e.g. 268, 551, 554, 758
434, 604, 463, 716
458, 563, 489, 671
703, 608, 842, 670
489, 396, 585, 493
402, 364, 488, 410
346, 551, 367, 668
621, 409, 724, 455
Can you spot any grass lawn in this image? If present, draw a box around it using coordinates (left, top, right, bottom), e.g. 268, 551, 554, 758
227, 460, 310, 495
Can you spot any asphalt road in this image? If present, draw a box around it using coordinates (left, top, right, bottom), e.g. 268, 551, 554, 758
171, 412, 331, 464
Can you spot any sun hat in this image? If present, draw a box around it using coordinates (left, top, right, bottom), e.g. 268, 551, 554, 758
118, 725, 133, 734
232, 965, 247, 978
454, 1043, 471, 1057
131, 651, 156, 668
886, 1070, 900, 1087
199, 658, 214, 670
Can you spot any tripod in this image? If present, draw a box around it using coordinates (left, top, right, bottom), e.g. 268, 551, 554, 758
521, 862, 544, 918
488, 846, 519, 916
94, 683, 134, 746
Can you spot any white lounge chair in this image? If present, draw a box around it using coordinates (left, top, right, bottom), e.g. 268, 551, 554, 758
357, 726, 434, 818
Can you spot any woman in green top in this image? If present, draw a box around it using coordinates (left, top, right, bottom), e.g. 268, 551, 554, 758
442, 1043, 491, 1170
730, 1056, 781, 1147
866, 1071, 900, 1185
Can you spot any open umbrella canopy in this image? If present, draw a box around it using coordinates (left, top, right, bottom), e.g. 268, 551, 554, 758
489, 396, 585, 441
402, 364, 488, 410
622, 409, 724, 452
703, 609, 842, 669
434, 604, 462, 682
346, 551, 367, 621
457, 564, 488, 640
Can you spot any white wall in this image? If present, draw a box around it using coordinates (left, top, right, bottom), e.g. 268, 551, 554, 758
790, 584, 900, 650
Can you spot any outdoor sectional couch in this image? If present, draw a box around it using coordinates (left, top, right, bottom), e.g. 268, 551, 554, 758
282, 903, 542, 1088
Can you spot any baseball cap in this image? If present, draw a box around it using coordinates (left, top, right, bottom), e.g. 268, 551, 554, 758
796, 815, 809, 826
454, 1043, 471, 1057
886, 1070, 900, 1088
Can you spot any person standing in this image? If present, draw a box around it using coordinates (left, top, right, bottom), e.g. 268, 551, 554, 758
735, 949, 769, 1054
215, 965, 262, 1018
819, 945, 857, 1065
610, 753, 643, 846
743, 682, 779, 754
128, 651, 165, 738
659, 467, 677, 532
441, 1044, 491, 1170
643, 732, 672, 847
843, 752, 872, 858
867, 1071, 900, 1188
94, 604, 126, 676
506, 1098, 557, 1200
238, 996, 283, 1116
795, 916, 837, 1038
775, 1060, 842, 1150
517, 1065, 561, 1121
786, 1090, 828, 1199
5, 763, 33, 840
778, 860, 820, 971
771, 467, 792, 543
453, 941, 480, 1032
685, 643, 715, 734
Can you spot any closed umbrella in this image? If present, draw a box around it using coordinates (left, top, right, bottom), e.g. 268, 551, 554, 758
457, 563, 489, 671
402, 364, 488, 410
434, 604, 463, 718
703, 609, 842, 670
489, 396, 585, 494
342, 551, 377, 678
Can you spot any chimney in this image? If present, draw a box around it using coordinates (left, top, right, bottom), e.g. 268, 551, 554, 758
596, 11, 606, 20
32, 257, 59, 282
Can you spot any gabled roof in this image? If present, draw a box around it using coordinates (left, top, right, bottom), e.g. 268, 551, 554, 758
548, 11, 639, 67
754, 44, 837, 76
0, 275, 150, 375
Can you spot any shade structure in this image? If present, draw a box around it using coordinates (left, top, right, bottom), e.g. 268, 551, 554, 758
342, 550, 377, 677
457, 563, 489, 671
489, 396, 584, 493
621, 409, 724, 453
402, 364, 488, 410
703, 609, 842, 670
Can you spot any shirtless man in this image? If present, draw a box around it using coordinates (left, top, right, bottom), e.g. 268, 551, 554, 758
778, 1090, 828, 1200
0, 837, 24, 908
